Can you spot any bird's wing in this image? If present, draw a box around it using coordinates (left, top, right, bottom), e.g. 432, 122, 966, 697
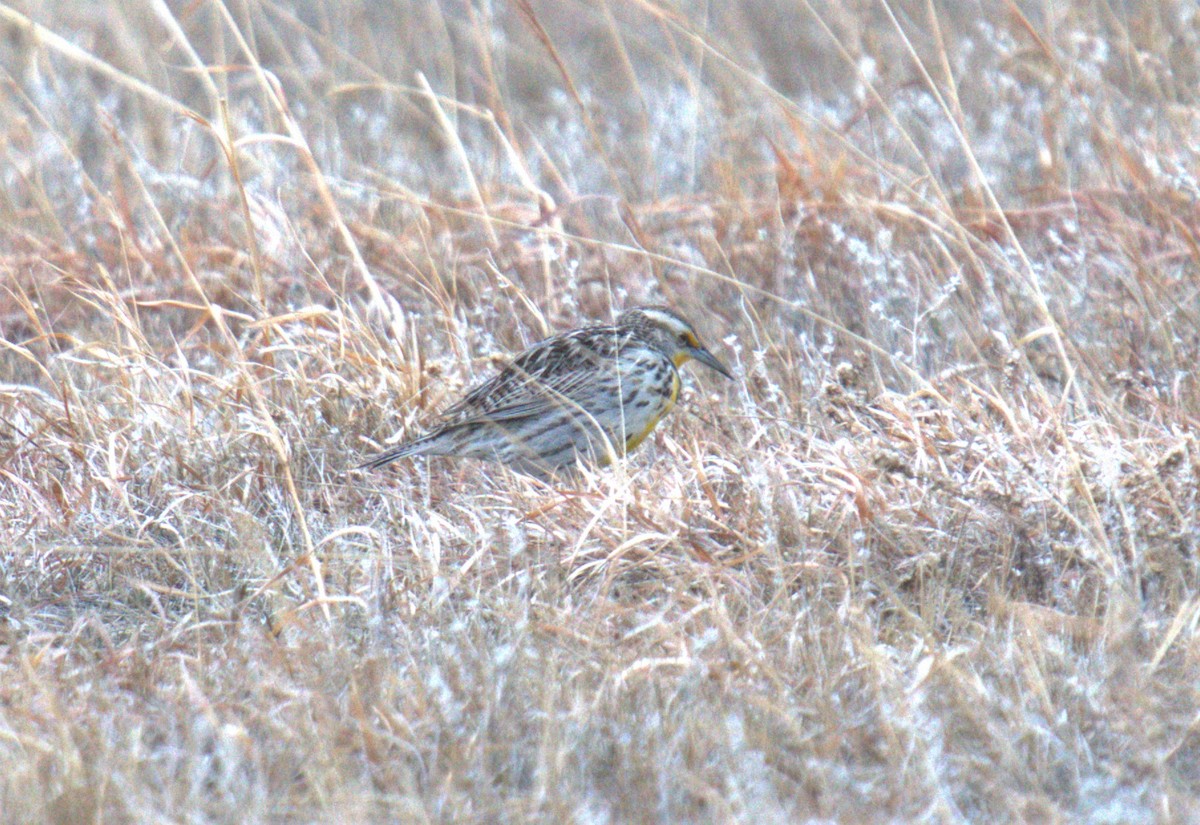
440, 332, 617, 424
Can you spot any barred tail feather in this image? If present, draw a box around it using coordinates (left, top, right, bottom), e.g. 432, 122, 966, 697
358, 430, 457, 470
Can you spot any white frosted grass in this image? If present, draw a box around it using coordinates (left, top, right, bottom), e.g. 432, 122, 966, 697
2, 4, 1198, 819
646, 82, 711, 192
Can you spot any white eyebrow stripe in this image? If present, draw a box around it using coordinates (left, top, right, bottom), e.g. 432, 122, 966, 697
638, 309, 691, 335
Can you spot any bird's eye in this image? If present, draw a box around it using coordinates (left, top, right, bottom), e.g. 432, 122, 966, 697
681, 331, 699, 347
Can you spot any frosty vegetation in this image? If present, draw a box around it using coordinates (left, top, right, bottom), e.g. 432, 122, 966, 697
2, 1, 1199, 821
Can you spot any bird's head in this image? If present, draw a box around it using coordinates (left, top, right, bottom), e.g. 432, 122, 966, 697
617, 306, 732, 379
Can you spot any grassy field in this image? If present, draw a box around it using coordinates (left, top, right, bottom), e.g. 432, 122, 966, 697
3, 0, 1200, 821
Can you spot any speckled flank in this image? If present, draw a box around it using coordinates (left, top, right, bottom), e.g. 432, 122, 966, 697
624, 368, 680, 452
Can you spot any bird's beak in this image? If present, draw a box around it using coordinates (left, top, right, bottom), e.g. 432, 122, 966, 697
687, 345, 733, 379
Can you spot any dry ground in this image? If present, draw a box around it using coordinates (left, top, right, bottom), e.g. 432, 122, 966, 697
2, 1, 1200, 822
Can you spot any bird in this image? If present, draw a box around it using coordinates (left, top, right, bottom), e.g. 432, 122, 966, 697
360, 306, 732, 478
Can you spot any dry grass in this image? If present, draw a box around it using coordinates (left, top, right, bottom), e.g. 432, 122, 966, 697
3, 0, 1200, 821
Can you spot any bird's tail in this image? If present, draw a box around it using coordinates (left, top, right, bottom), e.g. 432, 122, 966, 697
358, 430, 454, 470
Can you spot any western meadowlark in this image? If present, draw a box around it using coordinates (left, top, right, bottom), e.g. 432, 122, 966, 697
360, 306, 732, 478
